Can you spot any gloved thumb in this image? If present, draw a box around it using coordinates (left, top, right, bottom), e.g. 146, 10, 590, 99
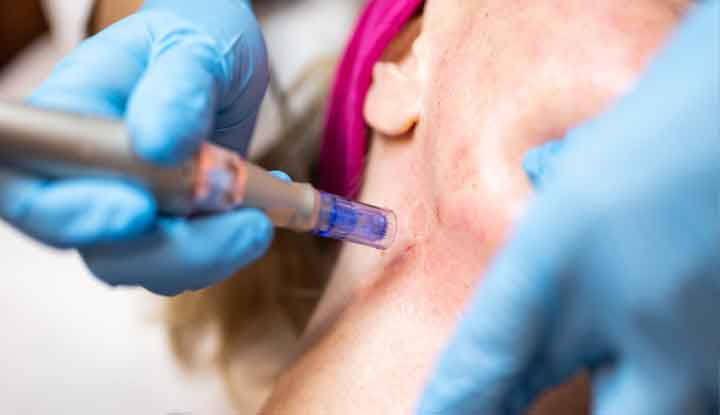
269, 171, 292, 182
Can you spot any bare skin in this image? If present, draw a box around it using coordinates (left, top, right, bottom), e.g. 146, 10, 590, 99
261, 0, 690, 413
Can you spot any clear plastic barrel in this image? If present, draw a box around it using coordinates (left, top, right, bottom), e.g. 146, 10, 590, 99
313, 192, 397, 250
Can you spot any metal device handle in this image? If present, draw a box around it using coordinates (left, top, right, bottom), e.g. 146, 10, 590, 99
0, 101, 318, 229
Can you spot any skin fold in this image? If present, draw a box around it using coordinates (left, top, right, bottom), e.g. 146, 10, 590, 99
260, 0, 690, 413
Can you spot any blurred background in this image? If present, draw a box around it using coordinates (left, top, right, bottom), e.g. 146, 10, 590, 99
0, 0, 359, 413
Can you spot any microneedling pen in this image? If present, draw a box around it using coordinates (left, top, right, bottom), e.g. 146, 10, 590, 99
0, 101, 397, 250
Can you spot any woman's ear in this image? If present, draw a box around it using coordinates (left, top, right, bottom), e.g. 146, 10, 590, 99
364, 17, 425, 138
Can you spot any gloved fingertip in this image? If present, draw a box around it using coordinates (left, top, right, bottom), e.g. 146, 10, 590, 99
522, 151, 543, 187
270, 170, 292, 182
523, 139, 564, 188
227, 209, 274, 265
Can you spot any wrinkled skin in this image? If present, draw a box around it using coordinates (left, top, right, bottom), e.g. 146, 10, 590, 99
261, 0, 690, 413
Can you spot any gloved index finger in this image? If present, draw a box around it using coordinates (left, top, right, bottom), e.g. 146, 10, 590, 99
417, 196, 583, 415
127, 40, 222, 165
129, 0, 268, 163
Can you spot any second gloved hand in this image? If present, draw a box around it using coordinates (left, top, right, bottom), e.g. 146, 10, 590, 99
0, 0, 271, 295
418, 2, 719, 415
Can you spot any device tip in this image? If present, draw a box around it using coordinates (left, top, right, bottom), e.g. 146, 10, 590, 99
313, 192, 398, 250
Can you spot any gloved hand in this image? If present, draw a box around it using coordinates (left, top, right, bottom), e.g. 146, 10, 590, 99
418, 2, 719, 414
0, 0, 272, 295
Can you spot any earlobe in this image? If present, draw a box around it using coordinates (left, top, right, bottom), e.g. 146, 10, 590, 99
364, 60, 422, 137
364, 17, 426, 138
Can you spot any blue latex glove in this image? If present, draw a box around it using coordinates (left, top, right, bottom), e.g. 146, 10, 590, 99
0, 0, 272, 295
418, 2, 719, 414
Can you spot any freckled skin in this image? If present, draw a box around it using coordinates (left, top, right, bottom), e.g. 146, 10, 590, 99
261, 1, 689, 413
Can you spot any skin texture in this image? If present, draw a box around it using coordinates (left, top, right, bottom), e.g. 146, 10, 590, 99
260, 0, 690, 413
